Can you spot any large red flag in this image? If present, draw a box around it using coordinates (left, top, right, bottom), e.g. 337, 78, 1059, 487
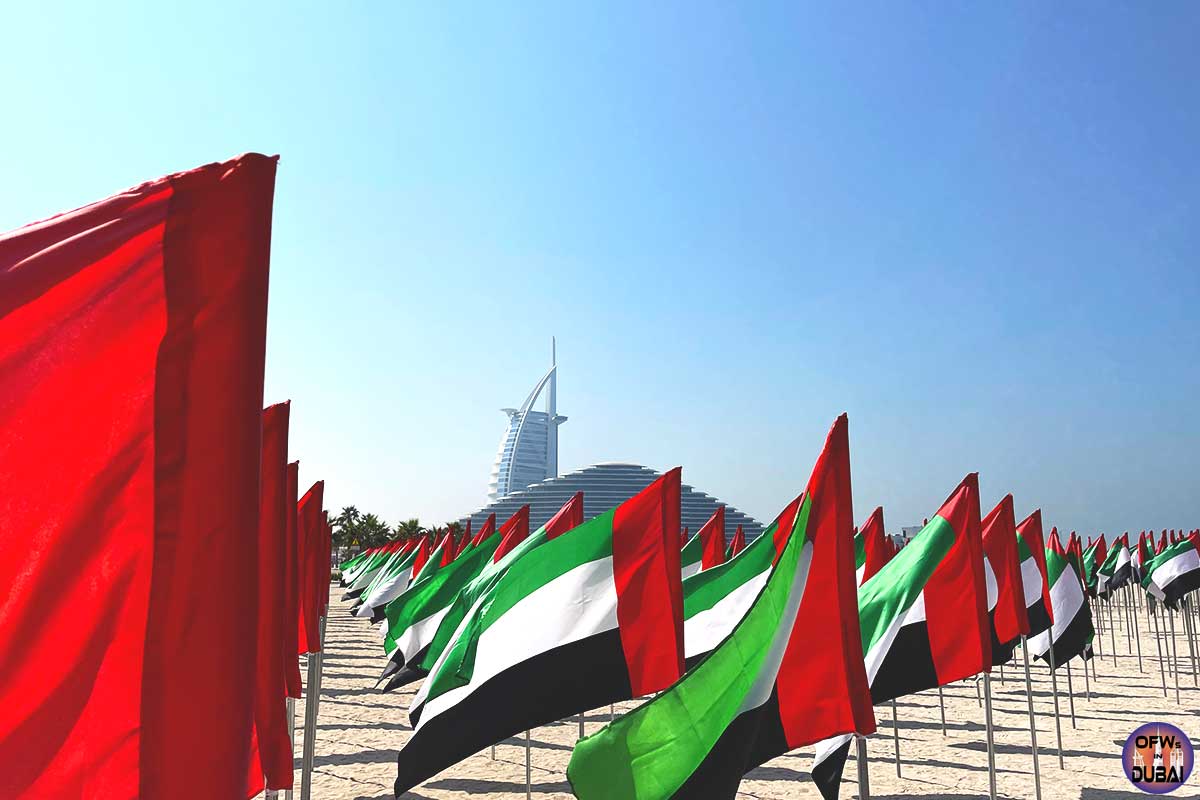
283, 462, 303, 698
0, 154, 276, 797
247, 403, 293, 793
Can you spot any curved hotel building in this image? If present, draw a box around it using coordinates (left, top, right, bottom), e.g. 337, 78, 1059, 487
464, 345, 764, 542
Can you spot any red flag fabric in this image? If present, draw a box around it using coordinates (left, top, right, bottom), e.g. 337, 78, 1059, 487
1094, 534, 1108, 574
924, 474, 992, 682
297, 481, 326, 655
247, 403, 293, 792
1017, 510, 1055, 626
858, 506, 890, 583
437, 529, 457, 567
283, 462, 303, 698
0, 154, 276, 798
490, 506, 530, 559
471, 513, 496, 547
680, 526, 689, 549
980, 494, 1030, 648
1049, 526, 1063, 553
410, 535, 433, 577
728, 525, 746, 557
698, 506, 727, 570
775, 413, 876, 745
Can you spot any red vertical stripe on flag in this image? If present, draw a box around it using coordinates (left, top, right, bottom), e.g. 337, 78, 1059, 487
284, 462, 303, 697
298, 481, 325, 655
981, 494, 1030, 643
611, 468, 684, 696
698, 505, 727, 570
1017, 511, 1054, 625
924, 474, 992, 683
776, 414, 876, 746
0, 154, 276, 798
860, 505, 890, 583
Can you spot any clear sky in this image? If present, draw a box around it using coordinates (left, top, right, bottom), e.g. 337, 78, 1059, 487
4, 3, 1197, 537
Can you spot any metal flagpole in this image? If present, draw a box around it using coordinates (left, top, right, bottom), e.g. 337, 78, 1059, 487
299, 615, 325, 800
999, 663, 1005, 685
1064, 659, 1076, 729
1082, 653, 1091, 701
610, 703, 614, 722
579, 712, 585, 739
1124, 586, 1135, 656
974, 676, 983, 708
525, 728, 531, 800
937, 686, 947, 735
1168, 610, 1181, 704
1152, 603, 1168, 696
1108, 598, 1118, 667
890, 699, 901, 777
1131, 588, 1144, 673
1183, 598, 1199, 685
856, 735, 871, 800
1021, 637, 1043, 800
285, 697, 296, 800
1047, 637, 1065, 769
983, 673, 998, 800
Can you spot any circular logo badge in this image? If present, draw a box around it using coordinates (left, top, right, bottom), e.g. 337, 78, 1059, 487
1123, 722, 1193, 794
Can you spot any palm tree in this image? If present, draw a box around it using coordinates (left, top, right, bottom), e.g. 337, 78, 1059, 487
395, 518, 424, 542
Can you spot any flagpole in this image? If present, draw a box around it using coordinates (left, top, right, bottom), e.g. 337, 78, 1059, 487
983, 673, 998, 800
1108, 598, 1118, 667
525, 728, 531, 800
1082, 652, 1091, 701
1021, 637, 1043, 800
579, 712, 585, 740
1183, 598, 1199, 685
1064, 659, 1076, 729
856, 735, 871, 800
1123, 586, 1134, 656
1131, 587, 1144, 674
1047, 637, 1065, 769
937, 686, 947, 735
299, 615, 325, 800
285, 696, 296, 800
999, 662, 1005, 685
1168, 609, 1181, 704
890, 699, 901, 777
1151, 601, 1168, 697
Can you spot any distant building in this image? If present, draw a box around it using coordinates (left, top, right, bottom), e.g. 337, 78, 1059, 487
487, 341, 566, 502
471, 343, 764, 542
465, 462, 764, 541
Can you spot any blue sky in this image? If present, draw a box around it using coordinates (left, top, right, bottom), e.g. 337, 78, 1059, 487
4, 3, 1197, 536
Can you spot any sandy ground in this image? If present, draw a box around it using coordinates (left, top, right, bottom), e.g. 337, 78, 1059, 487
293, 584, 1200, 799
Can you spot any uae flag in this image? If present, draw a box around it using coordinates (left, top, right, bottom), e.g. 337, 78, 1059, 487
980, 495, 1029, 665
698, 506, 728, 571
394, 478, 682, 794
1144, 537, 1200, 610
340, 549, 372, 580
350, 540, 412, 611
379, 507, 529, 687
811, 474, 991, 800
342, 541, 400, 599
353, 539, 420, 619
1028, 540, 1095, 668
681, 495, 802, 667
0, 155, 276, 797
568, 414, 874, 800
383, 493, 584, 692
283, 462, 303, 700
855, 506, 890, 586
1016, 510, 1054, 637
1096, 538, 1132, 598
1082, 536, 1104, 597
297, 481, 327, 655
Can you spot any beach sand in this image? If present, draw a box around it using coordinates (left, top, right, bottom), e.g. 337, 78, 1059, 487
294, 585, 1200, 799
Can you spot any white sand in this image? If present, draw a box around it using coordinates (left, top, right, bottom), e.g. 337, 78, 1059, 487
293, 585, 1200, 799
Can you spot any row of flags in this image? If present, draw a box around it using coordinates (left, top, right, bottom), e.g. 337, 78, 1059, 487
352, 414, 1200, 800
0, 155, 330, 797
